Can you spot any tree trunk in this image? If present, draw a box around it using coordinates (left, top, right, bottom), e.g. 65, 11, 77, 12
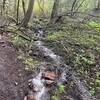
71, 0, 77, 12
20, 0, 35, 27
16, 0, 20, 24
50, 0, 60, 24
14, 0, 17, 15
97, 0, 100, 9
22, 0, 26, 16
3, 0, 6, 10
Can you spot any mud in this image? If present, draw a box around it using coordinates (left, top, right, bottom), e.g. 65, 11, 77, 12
0, 35, 30, 100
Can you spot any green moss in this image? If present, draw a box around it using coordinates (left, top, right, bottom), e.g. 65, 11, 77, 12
86, 21, 100, 29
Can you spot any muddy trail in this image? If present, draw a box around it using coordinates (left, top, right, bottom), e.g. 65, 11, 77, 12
0, 34, 31, 100
0, 28, 96, 100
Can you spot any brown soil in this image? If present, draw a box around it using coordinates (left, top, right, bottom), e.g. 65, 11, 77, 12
0, 34, 31, 100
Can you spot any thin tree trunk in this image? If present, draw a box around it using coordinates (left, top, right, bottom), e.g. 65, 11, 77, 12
22, 0, 26, 16
71, 0, 77, 12
20, 0, 35, 27
14, 0, 17, 16
74, 0, 85, 13
3, 0, 6, 10
16, 0, 20, 24
97, 0, 100, 9
50, 0, 60, 24
37, 0, 45, 16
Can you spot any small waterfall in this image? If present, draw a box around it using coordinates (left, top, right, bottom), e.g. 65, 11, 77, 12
31, 72, 46, 100
27, 71, 50, 100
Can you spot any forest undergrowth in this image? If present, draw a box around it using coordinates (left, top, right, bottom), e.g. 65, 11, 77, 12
9, 16, 100, 99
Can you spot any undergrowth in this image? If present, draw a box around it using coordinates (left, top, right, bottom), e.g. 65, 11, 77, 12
10, 33, 40, 71
9, 18, 100, 97
45, 20, 100, 96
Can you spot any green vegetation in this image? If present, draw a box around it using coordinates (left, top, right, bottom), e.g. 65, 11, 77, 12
0, 0, 100, 99
58, 85, 65, 93
87, 21, 100, 29
45, 20, 100, 96
51, 96, 58, 100
51, 84, 65, 100
10, 34, 30, 47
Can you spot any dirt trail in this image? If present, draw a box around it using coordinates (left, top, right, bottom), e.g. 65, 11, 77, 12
0, 34, 30, 100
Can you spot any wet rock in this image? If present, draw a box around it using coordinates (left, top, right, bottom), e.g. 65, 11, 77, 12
42, 71, 58, 80
27, 72, 48, 100
33, 84, 40, 92
45, 79, 55, 85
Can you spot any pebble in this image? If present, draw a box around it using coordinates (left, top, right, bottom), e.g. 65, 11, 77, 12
14, 82, 18, 86
33, 85, 40, 92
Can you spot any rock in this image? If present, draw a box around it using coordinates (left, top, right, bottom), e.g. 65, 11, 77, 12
14, 82, 18, 86
33, 84, 40, 92
24, 96, 27, 100
18, 73, 22, 77
42, 71, 58, 80
45, 79, 55, 85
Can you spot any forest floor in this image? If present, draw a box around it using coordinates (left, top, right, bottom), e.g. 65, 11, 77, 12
0, 16, 100, 100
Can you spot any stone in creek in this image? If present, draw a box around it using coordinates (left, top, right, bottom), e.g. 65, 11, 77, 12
42, 71, 58, 80
45, 79, 55, 85
33, 84, 40, 92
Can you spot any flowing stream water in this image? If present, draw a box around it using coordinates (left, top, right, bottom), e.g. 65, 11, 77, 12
27, 28, 64, 100
30, 72, 46, 100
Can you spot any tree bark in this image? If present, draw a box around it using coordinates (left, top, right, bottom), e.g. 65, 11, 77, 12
50, 0, 60, 24
14, 0, 17, 15
22, 0, 26, 16
97, 0, 100, 9
16, 0, 20, 24
3, 0, 6, 10
71, 0, 77, 12
20, 0, 35, 27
